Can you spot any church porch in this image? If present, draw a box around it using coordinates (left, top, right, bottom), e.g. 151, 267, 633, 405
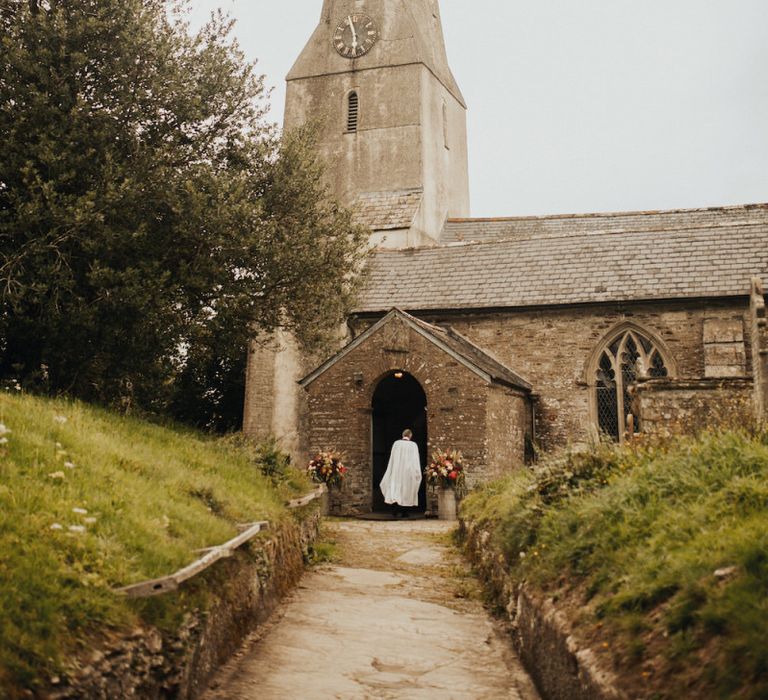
300, 309, 533, 516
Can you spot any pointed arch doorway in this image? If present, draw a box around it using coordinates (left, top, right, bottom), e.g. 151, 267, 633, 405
371, 372, 428, 513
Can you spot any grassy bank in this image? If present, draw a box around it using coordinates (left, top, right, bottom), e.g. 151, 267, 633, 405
0, 393, 307, 696
463, 431, 768, 700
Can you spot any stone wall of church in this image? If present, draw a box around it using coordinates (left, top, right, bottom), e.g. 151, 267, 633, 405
485, 386, 530, 480
450, 300, 750, 449
285, 65, 424, 205
243, 333, 322, 463
304, 318, 530, 514
635, 378, 753, 437
749, 278, 768, 421
242, 339, 277, 441
352, 298, 753, 451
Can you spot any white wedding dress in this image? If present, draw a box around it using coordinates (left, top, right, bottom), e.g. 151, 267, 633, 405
380, 439, 422, 507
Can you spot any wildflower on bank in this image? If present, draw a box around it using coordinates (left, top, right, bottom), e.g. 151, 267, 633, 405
0, 423, 11, 447
53, 415, 67, 425
48, 471, 65, 480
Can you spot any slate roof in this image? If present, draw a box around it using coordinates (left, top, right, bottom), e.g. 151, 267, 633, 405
300, 309, 532, 391
442, 204, 768, 244
407, 314, 533, 390
353, 189, 423, 231
357, 204, 768, 313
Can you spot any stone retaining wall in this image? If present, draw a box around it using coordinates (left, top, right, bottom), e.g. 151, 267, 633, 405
46, 508, 321, 699
636, 377, 753, 436
460, 517, 627, 700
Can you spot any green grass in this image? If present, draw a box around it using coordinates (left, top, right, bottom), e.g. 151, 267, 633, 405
307, 539, 339, 565
0, 392, 309, 696
463, 431, 768, 700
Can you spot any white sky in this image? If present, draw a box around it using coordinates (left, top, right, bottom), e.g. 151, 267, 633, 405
187, 1, 768, 217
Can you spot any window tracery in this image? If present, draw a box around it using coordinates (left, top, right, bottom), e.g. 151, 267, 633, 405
594, 329, 669, 441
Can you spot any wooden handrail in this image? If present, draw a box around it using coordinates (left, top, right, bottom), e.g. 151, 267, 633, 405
115, 521, 270, 599
113, 484, 327, 599
287, 483, 327, 509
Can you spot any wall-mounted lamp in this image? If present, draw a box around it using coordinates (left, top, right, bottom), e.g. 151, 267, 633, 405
353, 372, 364, 386
394, 371, 404, 379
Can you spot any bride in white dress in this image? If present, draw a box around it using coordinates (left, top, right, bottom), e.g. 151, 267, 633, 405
380, 429, 422, 515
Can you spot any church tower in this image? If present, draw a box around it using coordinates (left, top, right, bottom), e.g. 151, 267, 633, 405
285, 0, 470, 248
243, 0, 470, 455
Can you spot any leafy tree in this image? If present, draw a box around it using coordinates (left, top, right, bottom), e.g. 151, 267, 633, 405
0, 0, 369, 426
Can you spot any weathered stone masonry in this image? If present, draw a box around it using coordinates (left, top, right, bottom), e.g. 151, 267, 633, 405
301, 311, 532, 514
352, 298, 754, 451
750, 278, 768, 421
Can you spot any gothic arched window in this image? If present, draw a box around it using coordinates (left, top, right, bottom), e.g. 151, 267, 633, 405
346, 91, 359, 132
594, 329, 669, 441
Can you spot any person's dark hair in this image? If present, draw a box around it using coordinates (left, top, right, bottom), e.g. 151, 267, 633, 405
402, 429, 413, 439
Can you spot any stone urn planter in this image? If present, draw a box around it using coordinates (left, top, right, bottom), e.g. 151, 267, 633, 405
306, 451, 347, 517
320, 487, 330, 516
437, 486, 458, 521
328, 484, 343, 516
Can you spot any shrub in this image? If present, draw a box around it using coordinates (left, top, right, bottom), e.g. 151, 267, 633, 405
463, 429, 768, 699
254, 438, 293, 486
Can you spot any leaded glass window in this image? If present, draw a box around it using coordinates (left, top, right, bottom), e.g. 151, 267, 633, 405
595, 329, 669, 441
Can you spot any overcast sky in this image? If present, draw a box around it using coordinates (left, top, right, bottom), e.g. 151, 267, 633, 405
187, 1, 768, 218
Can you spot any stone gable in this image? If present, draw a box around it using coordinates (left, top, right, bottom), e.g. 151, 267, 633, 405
302, 311, 531, 514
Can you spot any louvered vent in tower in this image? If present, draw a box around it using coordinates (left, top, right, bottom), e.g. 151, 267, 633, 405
347, 91, 359, 132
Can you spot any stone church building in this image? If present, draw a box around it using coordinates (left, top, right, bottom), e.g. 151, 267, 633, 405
244, 0, 768, 515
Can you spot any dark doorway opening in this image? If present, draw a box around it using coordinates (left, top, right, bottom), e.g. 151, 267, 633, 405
371, 372, 428, 513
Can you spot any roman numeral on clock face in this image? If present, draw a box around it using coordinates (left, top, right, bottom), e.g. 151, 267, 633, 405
333, 13, 379, 58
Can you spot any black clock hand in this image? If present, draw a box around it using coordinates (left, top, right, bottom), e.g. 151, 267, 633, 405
347, 15, 358, 49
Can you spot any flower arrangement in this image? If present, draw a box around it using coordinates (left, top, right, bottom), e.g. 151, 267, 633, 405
425, 449, 466, 494
307, 451, 348, 488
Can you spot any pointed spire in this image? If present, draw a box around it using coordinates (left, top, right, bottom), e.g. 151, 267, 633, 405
320, 0, 332, 23
291, 0, 464, 106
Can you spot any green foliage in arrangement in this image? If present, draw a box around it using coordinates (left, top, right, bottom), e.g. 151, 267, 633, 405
0, 0, 369, 430
463, 431, 768, 700
0, 392, 305, 697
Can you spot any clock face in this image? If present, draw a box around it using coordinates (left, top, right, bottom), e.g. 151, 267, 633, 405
333, 14, 379, 59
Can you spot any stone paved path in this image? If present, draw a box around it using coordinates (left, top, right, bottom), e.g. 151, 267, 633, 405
203, 519, 539, 700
